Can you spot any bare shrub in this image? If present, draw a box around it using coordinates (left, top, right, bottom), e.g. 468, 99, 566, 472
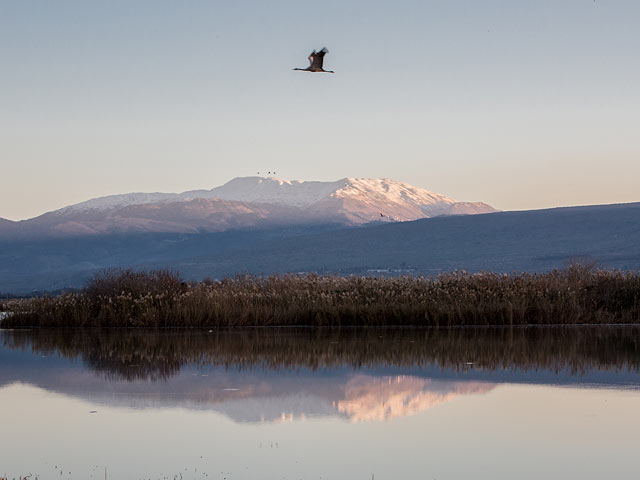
85, 268, 185, 300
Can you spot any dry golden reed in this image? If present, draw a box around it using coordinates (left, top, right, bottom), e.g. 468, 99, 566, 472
2, 264, 639, 328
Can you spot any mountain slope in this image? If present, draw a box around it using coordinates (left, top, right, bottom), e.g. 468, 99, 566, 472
9, 199, 324, 238
0, 218, 16, 226
2, 177, 497, 238
1, 202, 639, 294
168, 202, 640, 279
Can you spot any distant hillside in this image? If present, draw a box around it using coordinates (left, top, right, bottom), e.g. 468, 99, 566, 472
0, 177, 496, 239
1, 202, 639, 294
168, 202, 640, 279
0, 217, 17, 233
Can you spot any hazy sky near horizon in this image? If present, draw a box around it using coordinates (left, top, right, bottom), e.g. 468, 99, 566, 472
1, 0, 639, 220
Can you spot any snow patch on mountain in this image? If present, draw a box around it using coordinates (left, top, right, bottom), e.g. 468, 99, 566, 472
335, 178, 455, 205
192, 177, 345, 207
59, 192, 183, 213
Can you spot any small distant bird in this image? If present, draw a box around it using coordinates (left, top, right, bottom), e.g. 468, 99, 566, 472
293, 47, 334, 73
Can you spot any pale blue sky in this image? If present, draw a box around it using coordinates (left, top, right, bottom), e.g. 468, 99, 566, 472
1, 0, 639, 220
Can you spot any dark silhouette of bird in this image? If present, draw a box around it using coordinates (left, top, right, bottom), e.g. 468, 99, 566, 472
293, 47, 334, 73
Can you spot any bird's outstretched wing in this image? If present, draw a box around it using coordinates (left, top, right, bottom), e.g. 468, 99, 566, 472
310, 47, 328, 69
308, 50, 317, 67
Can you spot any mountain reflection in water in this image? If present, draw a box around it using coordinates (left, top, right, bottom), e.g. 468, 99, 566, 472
336, 375, 494, 422
1, 327, 638, 423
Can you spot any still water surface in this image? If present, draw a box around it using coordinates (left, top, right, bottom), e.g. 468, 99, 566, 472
1, 327, 639, 479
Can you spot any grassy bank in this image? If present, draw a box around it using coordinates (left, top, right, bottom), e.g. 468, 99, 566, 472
2, 265, 640, 327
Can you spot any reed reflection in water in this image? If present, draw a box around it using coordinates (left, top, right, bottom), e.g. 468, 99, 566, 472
2, 326, 639, 382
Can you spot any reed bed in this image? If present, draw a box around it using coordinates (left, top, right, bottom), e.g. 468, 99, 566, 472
2, 265, 640, 328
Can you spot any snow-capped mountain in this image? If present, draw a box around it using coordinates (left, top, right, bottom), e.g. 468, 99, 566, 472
61, 177, 459, 212
0, 177, 497, 238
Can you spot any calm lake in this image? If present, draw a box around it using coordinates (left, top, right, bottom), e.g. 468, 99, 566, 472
1, 327, 639, 479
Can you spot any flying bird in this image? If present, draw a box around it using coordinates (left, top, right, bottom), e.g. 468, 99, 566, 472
293, 47, 334, 73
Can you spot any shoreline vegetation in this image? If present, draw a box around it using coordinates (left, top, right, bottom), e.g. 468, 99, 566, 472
1, 264, 639, 328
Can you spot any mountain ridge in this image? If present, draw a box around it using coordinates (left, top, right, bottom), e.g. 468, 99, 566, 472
0, 177, 497, 238
56, 176, 486, 212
